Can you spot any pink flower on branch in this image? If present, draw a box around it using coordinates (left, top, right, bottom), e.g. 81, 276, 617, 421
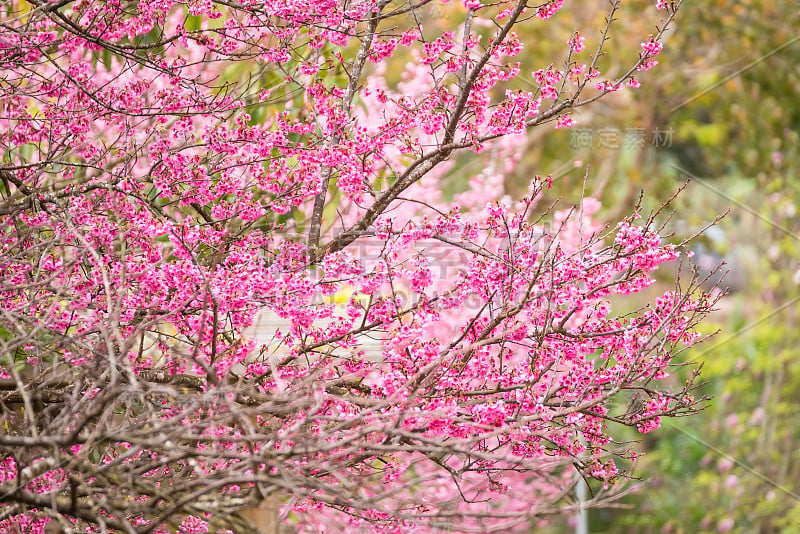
0, 1, 710, 532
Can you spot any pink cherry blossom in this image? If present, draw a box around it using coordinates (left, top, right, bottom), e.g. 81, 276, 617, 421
0, 1, 708, 532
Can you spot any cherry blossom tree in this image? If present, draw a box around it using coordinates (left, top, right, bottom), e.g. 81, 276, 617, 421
0, 0, 714, 532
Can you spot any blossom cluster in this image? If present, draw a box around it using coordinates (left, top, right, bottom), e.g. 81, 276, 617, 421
0, 0, 699, 532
